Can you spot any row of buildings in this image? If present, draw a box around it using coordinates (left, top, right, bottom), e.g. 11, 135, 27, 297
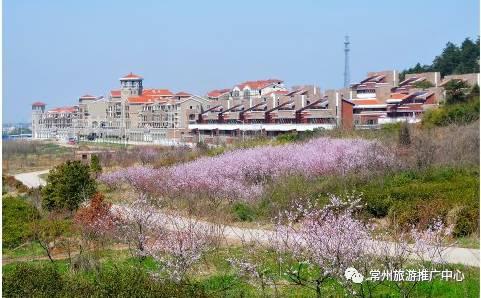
31, 71, 480, 144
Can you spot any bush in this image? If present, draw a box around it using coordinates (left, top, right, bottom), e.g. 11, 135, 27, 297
2, 263, 208, 297
94, 265, 207, 297
232, 202, 256, 222
3, 195, 39, 249
42, 160, 97, 211
452, 206, 479, 237
276, 132, 298, 143
423, 98, 479, 127
398, 122, 411, 146
90, 155, 102, 177
2, 263, 63, 297
362, 167, 479, 231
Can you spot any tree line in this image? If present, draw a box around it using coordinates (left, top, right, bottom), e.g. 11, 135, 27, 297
400, 37, 480, 80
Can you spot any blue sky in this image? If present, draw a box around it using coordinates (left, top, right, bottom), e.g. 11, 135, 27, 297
3, 0, 480, 123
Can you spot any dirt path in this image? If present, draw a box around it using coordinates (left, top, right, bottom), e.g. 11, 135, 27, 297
3, 244, 129, 265
10, 170, 481, 268
14, 170, 49, 188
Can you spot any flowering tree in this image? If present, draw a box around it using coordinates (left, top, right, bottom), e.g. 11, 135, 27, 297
270, 194, 371, 296
146, 218, 216, 282
74, 193, 118, 241
138, 146, 158, 165
112, 194, 220, 279
230, 195, 455, 297
101, 138, 393, 202
112, 194, 162, 259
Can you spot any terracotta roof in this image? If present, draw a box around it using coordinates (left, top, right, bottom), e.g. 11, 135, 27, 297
110, 90, 121, 97
32, 101, 46, 106
174, 91, 191, 97
390, 93, 408, 100
120, 72, 143, 80
79, 94, 96, 99
352, 99, 385, 105
236, 79, 283, 90
128, 95, 170, 104
142, 89, 173, 97
48, 106, 76, 113
207, 88, 231, 98
128, 96, 156, 104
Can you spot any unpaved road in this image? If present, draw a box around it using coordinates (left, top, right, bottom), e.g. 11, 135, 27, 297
11, 170, 481, 268
14, 170, 49, 188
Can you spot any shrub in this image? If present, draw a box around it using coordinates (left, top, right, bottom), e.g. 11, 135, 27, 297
93, 265, 207, 297
232, 202, 256, 222
90, 155, 102, 177
398, 122, 411, 146
2, 263, 208, 297
3, 195, 39, 249
42, 160, 97, 211
423, 98, 479, 127
452, 206, 479, 237
2, 263, 63, 297
276, 132, 298, 143
363, 167, 479, 231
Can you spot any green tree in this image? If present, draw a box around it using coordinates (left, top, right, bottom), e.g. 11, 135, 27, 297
30, 216, 73, 263
413, 80, 434, 89
401, 37, 480, 77
90, 155, 102, 178
399, 63, 431, 81
2, 195, 39, 248
432, 42, 460, 76
445, 80, 470, 104
41, 160, 97, 212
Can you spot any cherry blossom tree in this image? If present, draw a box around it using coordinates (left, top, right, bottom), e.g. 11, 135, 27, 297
111, 194, 162, 259
101, 138, 394, 202
146, 218, 216, 282
270, 194, 371, 296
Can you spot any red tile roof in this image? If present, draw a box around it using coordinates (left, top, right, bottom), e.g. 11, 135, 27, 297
110, 90, 121, 97
352, 99, 385, 105
236, 79, 283, 90
174, 91, 191, 97
120, 72, 143, 80
48, 106, 76, 113
207, 88, 231, 98
143, 89, 173, 97
390, 93, 408, 100
32, 101, 46, 106
128, 96, 157, 104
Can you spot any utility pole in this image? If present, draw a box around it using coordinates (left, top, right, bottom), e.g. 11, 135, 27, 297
344, 35, 350, 88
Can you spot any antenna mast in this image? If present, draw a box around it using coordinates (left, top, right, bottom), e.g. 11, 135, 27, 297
344, 35, 350, 88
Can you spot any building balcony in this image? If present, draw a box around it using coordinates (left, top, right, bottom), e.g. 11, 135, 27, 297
189, 123, 335, 132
